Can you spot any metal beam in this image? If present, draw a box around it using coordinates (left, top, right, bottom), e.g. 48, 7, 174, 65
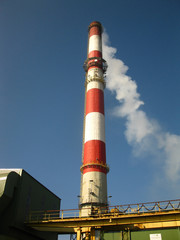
27, 210, 180, 233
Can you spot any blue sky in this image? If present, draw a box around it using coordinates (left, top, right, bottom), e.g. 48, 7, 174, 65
0, 0, 180, 211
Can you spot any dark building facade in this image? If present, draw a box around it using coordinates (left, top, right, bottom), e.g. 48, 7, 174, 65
0, 169, 61, 240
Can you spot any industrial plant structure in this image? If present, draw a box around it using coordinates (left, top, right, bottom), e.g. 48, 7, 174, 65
0, 22, 180, 240
0, 169, 61, 240
80, 21, 109, 217
26, 21, 180, 240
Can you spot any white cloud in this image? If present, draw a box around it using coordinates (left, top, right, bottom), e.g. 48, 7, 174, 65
102, 32, 180, 187
162, 133, 180, 182
125, 110, 155, 143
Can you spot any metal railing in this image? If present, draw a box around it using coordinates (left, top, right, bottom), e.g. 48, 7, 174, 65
108, 199, 180, 215
27, 199, 180, 223
28, 208, 80, 222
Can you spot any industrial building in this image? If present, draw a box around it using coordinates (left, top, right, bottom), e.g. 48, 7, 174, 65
26, 199, 180, 240
0, 169, 61, 240
26, 21, 180, 240
0, 21, 179, 240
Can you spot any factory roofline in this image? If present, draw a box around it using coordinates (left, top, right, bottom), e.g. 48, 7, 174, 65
0, 168, 61, 200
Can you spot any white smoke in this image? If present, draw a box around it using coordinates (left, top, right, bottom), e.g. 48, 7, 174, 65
102, 32, 180, 187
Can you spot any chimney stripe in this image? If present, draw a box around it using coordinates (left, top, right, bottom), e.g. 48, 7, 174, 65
88, 50, 102, 59
88, 35, 102, 53
89, 26, 101, 37
86, 88, 104, 115
84, 112, 105, 143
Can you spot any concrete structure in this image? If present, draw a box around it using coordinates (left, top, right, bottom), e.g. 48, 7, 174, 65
27, 200, 180, 239
0, 169, 61, 240
80, 21, 109, 216
25, 22, 180, 240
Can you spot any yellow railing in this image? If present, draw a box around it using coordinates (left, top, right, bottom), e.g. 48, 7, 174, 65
27, 199, 180, 223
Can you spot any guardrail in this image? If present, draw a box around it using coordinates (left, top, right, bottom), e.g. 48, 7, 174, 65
109, 199, 180, 214
28, 208, 80, 222
27, 199, 180, 223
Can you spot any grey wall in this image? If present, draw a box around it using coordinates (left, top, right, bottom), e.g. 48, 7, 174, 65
0, 169, 61, 240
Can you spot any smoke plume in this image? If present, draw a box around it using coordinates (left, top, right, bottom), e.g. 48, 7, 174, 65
102, 32, 180, 190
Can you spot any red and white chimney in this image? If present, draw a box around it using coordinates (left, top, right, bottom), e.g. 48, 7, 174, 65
80, 21, 109, 216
